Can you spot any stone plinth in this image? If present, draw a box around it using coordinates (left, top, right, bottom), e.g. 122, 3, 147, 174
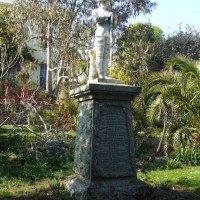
66, 81, 147, 200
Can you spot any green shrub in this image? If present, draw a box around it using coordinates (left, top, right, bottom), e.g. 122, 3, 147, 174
0, 189, 12, 199
0, 126, 36, 150
167, 159, 182, 170
169, 146, 200, 167
0, 126, 74, 181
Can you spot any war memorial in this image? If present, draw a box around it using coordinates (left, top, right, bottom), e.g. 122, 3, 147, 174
66, 0, 147, 199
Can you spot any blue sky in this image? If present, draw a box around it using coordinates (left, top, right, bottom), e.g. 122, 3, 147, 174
132, 0, 200, 35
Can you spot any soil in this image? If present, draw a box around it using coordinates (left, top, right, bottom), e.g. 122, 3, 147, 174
4, 188, 200, 200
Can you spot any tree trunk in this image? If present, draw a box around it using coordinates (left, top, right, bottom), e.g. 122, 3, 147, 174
150, 101, 168, 162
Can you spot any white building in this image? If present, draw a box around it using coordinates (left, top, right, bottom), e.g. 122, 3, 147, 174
0, 0, 13, 5
0, 0, 48, 90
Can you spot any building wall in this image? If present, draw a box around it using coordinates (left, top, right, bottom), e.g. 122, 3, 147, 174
27, 40, 47, 63
0, 0, 13, 5
1, 0, 48, 90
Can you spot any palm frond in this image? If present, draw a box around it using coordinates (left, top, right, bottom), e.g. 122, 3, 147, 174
146, 94, 163, 124
167, 55, 200, 87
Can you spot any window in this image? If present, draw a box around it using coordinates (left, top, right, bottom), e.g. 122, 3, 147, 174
8, 65, 21, 83
40, 64, 47, 90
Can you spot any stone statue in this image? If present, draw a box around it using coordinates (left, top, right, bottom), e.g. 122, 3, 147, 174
88, 0, 113, 81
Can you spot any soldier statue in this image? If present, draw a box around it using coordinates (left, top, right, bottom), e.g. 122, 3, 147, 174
88, 0, 113, 80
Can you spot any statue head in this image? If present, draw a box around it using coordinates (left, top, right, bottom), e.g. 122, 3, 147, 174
96, 0, 109, 7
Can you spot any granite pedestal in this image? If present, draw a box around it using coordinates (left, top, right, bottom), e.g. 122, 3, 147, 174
66, 81, 147, 200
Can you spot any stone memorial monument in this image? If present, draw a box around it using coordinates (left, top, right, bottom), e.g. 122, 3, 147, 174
66, 0, 147, 199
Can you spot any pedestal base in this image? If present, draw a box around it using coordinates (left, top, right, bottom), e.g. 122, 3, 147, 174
67, 82, 147, 199
66, 175, 148, 200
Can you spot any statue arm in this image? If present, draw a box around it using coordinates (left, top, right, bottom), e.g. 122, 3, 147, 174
94, 16, 110, 24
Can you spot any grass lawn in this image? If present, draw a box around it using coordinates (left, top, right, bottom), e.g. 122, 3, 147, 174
1, 125, 200, 199
1, 164, 200, 200
0, 176, 73, 200
0, 125, 75, 200
138, 164, 200, 197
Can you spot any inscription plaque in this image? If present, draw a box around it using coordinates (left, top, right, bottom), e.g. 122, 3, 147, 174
93, 103, 135, 178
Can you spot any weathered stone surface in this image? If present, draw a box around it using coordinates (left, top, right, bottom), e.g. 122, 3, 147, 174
92, 100, 136, 179
66, 82, 147, 199
70, 82, 141, 97
87, 179, 148, 200
67, 175, 148, 200
73, 100, 93, 179
70, 82, 141, 102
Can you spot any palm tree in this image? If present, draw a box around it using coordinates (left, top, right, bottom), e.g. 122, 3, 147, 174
134, 55, 200, 160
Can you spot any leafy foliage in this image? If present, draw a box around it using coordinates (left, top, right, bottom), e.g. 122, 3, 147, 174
0, 79, 77, 138
9, 0, 156, 92
0, 125, 74, 199
164, 25, 200, 60
0, 5, 20, 80
0, 126, 74, 180
170, 146, 200, 167
114, 23, 164, 84
113, 23, 200, 86
134, 56, 200, 161
0, 6, 16, 55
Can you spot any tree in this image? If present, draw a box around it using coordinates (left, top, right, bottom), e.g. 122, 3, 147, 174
0, 0, 157, 156
0, 4, 20, 81
113, 22, 164, 84
10, 0, 156, 93
0, 4, 34, 82
113, 23, 200, 86
164, 25, 200, 60
134, 56, 200, 159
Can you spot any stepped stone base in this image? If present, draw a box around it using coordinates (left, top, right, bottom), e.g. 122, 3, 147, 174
66, 175, 148, 200
66, 81, 148, 200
